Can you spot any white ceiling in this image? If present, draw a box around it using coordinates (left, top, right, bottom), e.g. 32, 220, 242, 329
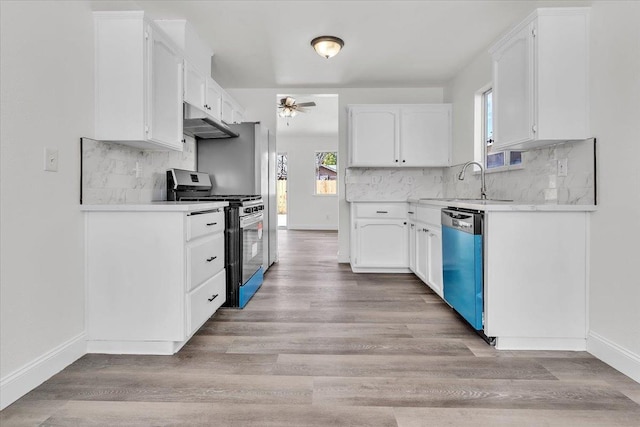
91, 0, 592, 88
276, 94, 339, 137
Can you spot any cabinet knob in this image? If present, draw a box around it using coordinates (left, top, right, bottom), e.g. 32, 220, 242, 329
206, 256, 217, 262
402, 160, 406, 163
532, 124, 537, 133
181, 139, 186, 144
395, 159, 399, 163
207, 294, 218, 302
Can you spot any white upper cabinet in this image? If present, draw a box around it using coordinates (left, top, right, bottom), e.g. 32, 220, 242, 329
95, 12, 184, 151
156, 19, 243, 125
348, 104, 451, 167
349, 106, 399, 167
205, 77, 223, 120
221, 91, 245, 124
490, 8, 590, 150
183, 60, 206, 111
400, 105, 452, 167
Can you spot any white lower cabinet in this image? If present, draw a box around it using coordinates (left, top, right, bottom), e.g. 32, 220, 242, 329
350, 203, 409, 273
410, 205, 443, 298
425, 227, 443, 297
408, 222, 416, 272
85, 206, 226, 355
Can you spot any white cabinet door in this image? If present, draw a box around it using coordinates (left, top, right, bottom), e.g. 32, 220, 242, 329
94, 13, 183, 151
147, 25, 184, 150
354, 219, 408, 268
415, 225, 428, 282
349, 107, 399, 167
426, 227, 443, 297
205, 77, 223, 120
492, 23, 534, 149
409, 222, 416, 273
184, 60, 206, 110
490, 8, 590, 150
221, 95, 233, 124
400, 105, 451, 167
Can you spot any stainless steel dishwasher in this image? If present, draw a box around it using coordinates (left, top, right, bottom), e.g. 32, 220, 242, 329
441, 208, 489, 339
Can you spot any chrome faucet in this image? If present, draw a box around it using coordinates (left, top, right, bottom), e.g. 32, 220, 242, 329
458, 161, 487, 200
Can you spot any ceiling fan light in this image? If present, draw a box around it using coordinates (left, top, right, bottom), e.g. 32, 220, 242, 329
311, 36, 344, 59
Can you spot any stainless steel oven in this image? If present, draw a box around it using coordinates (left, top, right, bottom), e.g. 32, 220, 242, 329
240, 211, 263, 285
167, 169, 265, 308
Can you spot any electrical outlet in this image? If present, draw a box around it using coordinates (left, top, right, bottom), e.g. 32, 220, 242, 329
558, 158, 568, 177
44, 148, 58, 172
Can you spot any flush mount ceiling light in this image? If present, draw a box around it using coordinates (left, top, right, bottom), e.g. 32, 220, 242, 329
311, 36, 344, 59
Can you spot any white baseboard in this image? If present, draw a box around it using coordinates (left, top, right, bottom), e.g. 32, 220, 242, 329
0, 332, 86, 410
86, 339, 185, 355
588, 331, 640, 383
286, 224, 338, 231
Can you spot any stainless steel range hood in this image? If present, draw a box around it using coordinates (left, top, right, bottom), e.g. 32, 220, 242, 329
183, 103, 239, 139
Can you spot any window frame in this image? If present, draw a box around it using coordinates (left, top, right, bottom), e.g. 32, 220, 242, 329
475, 85, 524, 174
313, 151, 338, 196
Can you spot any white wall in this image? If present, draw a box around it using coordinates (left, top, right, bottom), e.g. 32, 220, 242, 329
443, 51, 492, 166
0, 0, 94, 408
229, 87, 444, 262
444, 1, 640, 381
278, 135, 339, 230
586, 1, 640, 382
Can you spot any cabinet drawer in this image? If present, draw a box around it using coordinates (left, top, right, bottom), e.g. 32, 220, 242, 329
187, 233, 224, 291
417, 206, 441, 226
187, 210, 224, 241
187, 269, 226, 335
354, 203, 407, 219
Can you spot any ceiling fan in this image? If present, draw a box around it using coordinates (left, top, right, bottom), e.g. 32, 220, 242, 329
277, 96, 316, 119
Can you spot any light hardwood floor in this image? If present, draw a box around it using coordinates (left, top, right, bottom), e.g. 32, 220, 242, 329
2, 230, 639, 426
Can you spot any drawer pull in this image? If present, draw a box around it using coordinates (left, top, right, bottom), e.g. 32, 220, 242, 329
408, 211, 415, 214
207, 294, 218, 302
376, 210, 388, 214
206, 256, 217, 262
206, 222, 217, 226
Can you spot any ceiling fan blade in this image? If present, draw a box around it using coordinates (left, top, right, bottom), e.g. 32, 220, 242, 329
296, 102, 316, 107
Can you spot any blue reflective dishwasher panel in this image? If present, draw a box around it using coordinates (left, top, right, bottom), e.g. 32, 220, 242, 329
442, 216, 483, 330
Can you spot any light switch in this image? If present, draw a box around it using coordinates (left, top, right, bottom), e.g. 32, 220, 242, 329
44, 148, 58, 172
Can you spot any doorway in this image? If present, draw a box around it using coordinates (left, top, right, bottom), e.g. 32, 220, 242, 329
275, 93, 339, 231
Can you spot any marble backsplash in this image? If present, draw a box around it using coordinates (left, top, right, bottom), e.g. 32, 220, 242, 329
443, 139, 595, 204
345, 168, 445, 201
346, 139, 595, 205
81, 137, 196, 204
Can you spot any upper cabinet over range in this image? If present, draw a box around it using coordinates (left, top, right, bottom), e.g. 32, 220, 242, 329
94, 12, 184, 151
489, 8, 590, 151
156, 19, 245, 126
348, 104, 452, 167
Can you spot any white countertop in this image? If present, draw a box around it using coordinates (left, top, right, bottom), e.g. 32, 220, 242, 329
80, 201, 229, 212
406, 198, 597, 212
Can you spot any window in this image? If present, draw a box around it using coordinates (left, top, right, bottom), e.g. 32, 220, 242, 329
315, 151, 337, 195
476, 87, 523, 171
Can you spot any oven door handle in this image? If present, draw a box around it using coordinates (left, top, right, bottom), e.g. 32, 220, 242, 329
240, 213, 263, 228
